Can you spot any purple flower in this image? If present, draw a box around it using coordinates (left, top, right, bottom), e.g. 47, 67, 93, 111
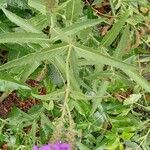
54, 143, 71, 150
33, 142, 71, 150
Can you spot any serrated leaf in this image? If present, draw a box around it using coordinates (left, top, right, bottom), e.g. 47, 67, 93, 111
0, 32, 50, 43
2, 7, 40, 33
0, 73, 30, 91
65, 0, 82, 22
0, 43, 68, 71
113, 25, 130, 59
32, 90, 65, 101
74, 44, 150, 92
124, 70, 150, 93
101, 12, 129, 47
74, 44, 136, 71
52, 19, 104, 41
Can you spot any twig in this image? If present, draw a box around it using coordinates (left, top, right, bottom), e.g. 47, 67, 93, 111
61, 44, 72, 125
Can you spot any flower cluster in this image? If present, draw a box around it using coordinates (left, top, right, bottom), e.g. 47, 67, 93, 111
33, 142, 71, 150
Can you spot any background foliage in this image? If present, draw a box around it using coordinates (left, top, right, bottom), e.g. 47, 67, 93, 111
0, 0, 150, 149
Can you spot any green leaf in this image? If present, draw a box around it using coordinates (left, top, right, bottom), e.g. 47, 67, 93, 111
43, 100, 54, 110
91, 81, 109, 114
51, 55, 80, 91
74, 44, 150, 92
5, 0, 28, 9
71, 91, 90, 100
0, 32, 50, 43
63, 19, 104, 35
48, 63, 64, 87
2, 7, 40, 33
28, 0, 46, 15
74, 44, 136, 71
121, 132, 134, 140
0, 43, 68, 70
124, 70, 150, 93
65, 0, 82, 22
20, 61, 41, 82
76, 142, 91, 150
52, 19, 104, 41
32, 90, 65, 101
28, 121, 38, 145
101, 12, 129, 47
51, 27, 72, 43
73, 100, 91, 116
0, 74, 30, 91
113, 25, 130, 59
0, 0, 6, 7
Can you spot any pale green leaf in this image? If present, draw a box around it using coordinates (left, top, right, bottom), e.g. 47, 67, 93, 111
65, 0, 82, 22
91, 81, 109, 114
0, 74, 30, 91
124, 70, 150, 92
32, 90, 65, 101
101, 12, 129, 47
113, 25, 130, 59
74, 44, 136, 71
74, 44, 150, 92
2, 7, 40, 33
20, 61, 41, 82
52, 19, 104, 41
43, 100, 54, 110
0, 32, 50, 43
51, 55, 80, 91
0, 43, 68, 71
28, 0, 46, 15
70, 91, 89, 100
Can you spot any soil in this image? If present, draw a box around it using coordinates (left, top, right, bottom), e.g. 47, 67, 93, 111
84, 0, 112, 17
0, 79, 46, 119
